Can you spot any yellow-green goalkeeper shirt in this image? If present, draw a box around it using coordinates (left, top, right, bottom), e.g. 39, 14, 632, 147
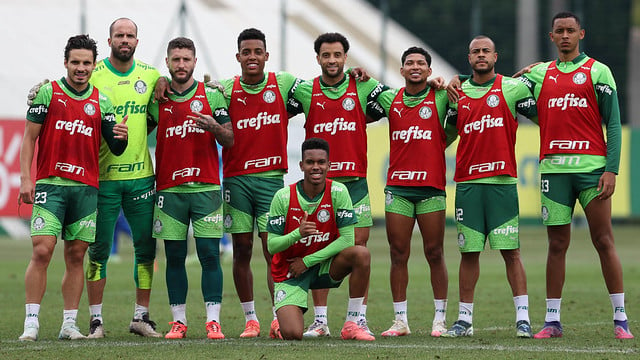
91, 58, 160, 181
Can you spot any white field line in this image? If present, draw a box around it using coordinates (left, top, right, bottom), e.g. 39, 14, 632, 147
3, 337, 637, 355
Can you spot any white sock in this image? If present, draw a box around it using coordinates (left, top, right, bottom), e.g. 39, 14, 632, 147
205, 302, 221, 323
393, 301, 408, 323
458, 302, 473, 324
610, 293, 628, 321
134, 304, 148, 320
359, 304, 368, 323
544, 298, 561, 323
241, 301, 258, 322
346, 297, 364, 323
89, 304, 103, 323
62, 309, 78, 326
434, 299, 447, 322
25, 303, 40, 327
314, 306, 328, 324
272, 306, 277, 320
513, 295, 530, 322
170, 304, 187, 325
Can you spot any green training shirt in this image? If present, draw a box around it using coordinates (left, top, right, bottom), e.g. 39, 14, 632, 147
91, 58, 160, 181
376, 86, 458, 144
291, 73, 385, 118
267, 180, 357, 268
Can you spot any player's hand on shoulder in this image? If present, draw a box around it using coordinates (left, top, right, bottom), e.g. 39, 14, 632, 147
153, 76, 172, 103
512, 62, 542, 78
27, 79, 49, 106
446, 75, 462, 103
204, 74, 228, 97
350, 67, 370, 82
428, 76, 446, 90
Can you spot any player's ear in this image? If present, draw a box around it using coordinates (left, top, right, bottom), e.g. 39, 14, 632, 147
299, 160, 303, 171
264, 51, 270, 61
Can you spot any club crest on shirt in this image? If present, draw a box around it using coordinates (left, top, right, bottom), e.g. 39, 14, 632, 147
263, 90, 276, 104
342, 97, 356, 111
317, 209, 331, 223
190, 100, 204, 112
84, 103, 96, 116
32, 216, 46, 231
419, 106, 433, 119
486, 94, 500, 108
573, 72, 587, 85
134, 80, 147, 94
153, 218, 163, 233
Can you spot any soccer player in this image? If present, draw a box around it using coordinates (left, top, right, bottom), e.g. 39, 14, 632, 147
147, 37, 233, 340
291, 32, 386, 337
518, 12, 632, 339
216, 28, 302, 338
373, 47, 456, 337
18, 34, 128, 341
84, 18, 162, 338
267, 137, 374, 341
440, 35, 536, 338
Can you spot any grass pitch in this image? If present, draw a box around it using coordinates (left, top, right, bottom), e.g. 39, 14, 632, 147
1, 224, 638, 359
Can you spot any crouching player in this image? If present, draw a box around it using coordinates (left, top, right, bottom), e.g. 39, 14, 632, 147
266, 138, 374, 341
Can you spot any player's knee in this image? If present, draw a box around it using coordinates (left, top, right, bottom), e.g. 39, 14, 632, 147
31, 244, 54, 265
424, 245, 444, 264
592, 233, 615, 253
389, 245, 410, 264
352, 245, 371, 265
66, 248, 87, 265
232, 243, 253, 261
500, 249, 521, 265
279, 327, 302, 340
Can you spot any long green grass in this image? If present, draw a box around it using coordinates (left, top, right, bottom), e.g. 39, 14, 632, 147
1, 224, 638, 359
